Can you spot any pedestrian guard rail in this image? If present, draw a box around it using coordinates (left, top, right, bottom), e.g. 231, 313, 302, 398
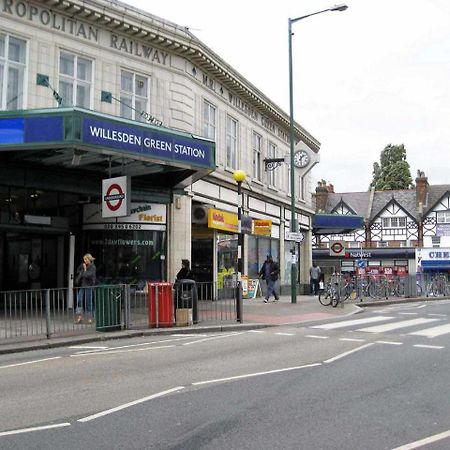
0, 281, 239, 343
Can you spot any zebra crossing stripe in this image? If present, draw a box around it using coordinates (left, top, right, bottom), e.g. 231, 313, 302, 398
410, 323, 450, 338
311, 316, 394, 330
357, 318, 440, 333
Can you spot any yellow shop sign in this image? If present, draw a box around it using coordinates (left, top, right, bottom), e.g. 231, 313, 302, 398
208, 208, 238, 233
253, 219, 272, 236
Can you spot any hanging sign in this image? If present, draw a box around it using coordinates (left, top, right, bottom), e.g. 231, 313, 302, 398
102, 176, 130, 218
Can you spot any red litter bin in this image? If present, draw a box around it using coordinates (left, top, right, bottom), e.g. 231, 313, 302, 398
148, 282, 173, 328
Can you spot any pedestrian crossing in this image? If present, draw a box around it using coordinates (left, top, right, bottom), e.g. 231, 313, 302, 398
310, 314, 450, 339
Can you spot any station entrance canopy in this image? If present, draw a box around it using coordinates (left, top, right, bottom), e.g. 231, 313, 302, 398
0, 107, 215, 190
313, 213, 364, 235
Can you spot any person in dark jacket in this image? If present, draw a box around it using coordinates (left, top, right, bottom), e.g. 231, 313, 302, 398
75, 253, 96, 324
259, 254, 279, 303
176, 259, 194, 281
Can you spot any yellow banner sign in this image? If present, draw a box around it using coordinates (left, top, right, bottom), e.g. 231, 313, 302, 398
208, 208, 238, 233
253, 219, 272, 236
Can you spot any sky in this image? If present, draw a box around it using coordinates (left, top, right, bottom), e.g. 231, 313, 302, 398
123, 0, 450, 193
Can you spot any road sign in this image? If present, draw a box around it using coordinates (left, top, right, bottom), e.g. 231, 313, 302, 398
356, 259, 366, 268
287, 232, 305, 242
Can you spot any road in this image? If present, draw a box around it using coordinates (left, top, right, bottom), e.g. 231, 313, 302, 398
2, 300, 450, 449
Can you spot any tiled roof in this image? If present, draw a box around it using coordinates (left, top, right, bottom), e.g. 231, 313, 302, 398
313, 182, 450, 223
370, 189, 417, 220
425, 185, 450, 214
326, 192, 371, 217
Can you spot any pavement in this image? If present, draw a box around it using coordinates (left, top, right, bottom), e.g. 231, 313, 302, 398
0, 293, 443, 355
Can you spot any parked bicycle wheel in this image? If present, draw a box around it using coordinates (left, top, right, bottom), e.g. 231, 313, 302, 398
331, 290, 340, 308
318, 287, 332, 306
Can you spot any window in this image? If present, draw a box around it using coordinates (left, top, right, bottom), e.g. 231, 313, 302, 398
431, 236, 441, 248
120, 70, 149, 123
437, 211, 450, 223
59, 51, 92, 108
382, 217, 406, 228
377, 241, 389, 248
203, 101, 216, 140
0, 33, 26, 110
226, 116, 238, 169
268, 142, 277, 186
252, 132, 262, 181
299, 175, 305, 200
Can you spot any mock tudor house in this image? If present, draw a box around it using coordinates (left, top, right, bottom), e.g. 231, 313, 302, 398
312, 171, 450, 278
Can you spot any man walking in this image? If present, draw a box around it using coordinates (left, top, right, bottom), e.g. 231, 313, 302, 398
310, 262, 321, 296
259, 254, 280, 303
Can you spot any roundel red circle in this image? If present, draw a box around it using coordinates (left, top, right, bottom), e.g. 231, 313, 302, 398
331, 242, 344, 254
105, 183, 124, 211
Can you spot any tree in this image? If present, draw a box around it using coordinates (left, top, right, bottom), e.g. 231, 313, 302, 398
369, 144, 413, 190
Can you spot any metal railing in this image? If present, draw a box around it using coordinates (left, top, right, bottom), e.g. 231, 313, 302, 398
332, 273, 450, 302
0, 281, 238, 343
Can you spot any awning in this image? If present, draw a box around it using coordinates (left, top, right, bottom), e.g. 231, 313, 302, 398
313, 214, 364, 235
0, 107, 216, 190
421, 260, 450, 270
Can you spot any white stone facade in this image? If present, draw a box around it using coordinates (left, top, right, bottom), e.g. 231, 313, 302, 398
1, 0, 320, 288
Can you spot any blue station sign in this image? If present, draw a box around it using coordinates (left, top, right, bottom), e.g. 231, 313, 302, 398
0, 107, 215, 171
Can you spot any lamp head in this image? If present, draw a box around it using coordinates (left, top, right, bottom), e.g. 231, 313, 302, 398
330, 4, 348, 12
233, 170, 246, 183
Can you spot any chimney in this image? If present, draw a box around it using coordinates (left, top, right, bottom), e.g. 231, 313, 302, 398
327, 183, 334, 193
415, 170, 428, 209
315, 180, 329, 212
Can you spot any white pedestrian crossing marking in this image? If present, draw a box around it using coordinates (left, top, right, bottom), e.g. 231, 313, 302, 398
410, 323, 450, 338
311, 316, 394, 330
357, 318, 440, 333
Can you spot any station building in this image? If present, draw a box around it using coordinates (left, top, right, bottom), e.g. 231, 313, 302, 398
0, 0, 320, 293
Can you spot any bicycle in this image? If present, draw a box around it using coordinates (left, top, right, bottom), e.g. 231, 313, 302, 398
318, 273, 343, 307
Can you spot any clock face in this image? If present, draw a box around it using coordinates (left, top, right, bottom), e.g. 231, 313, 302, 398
294, 150, 310, 168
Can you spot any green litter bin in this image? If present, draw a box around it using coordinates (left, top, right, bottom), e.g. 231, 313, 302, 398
95, 286, 122, 332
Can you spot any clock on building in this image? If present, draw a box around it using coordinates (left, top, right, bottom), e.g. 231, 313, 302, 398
293, 149, 310, 168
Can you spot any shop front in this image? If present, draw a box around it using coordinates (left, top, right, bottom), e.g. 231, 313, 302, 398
0, 107, 215, 291
416, 248, 450, 274
313, 248, 416, 282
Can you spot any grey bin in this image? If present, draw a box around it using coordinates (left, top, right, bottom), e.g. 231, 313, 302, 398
174, 279, 198, 324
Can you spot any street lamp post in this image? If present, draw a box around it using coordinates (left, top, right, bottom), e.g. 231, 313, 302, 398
288, 4, 348, 304
233, 169, 246, 323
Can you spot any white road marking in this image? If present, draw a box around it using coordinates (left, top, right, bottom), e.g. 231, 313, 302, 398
170, 334, 209, 337
78, 387, 185, 423
375, 341, 403, 346
248, 330, 265, 333
73, 336, 204, 354
0, 357, 62, 370
275, 332, 295, 336
0, 422, 71, 437
69, 345, 109, 350
305, 335, 329, 339
410, 323, 450, 338
357, 318, 440, 333
391, 428, 450, 449
324, 343, 375, 364
413, 344, 444, 349
398, 312, 418, 316
312, 316, 394, 330
182, 332, 246, 346
339, 338, 366, 342
427, 314, 447, 317
192, 363, 322, 386
70, 345, 175, 357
